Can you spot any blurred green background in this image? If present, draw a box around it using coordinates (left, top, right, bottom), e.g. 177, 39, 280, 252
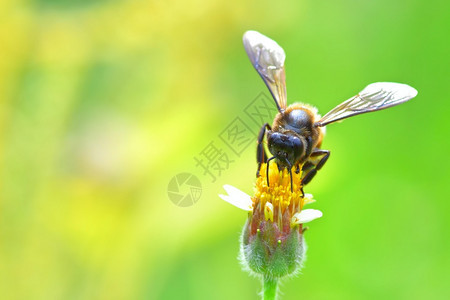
1, 0, 449, 299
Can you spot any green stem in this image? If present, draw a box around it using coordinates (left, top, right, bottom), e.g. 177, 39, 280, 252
263, 275, 278, 300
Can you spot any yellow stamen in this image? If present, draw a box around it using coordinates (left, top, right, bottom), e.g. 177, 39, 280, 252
252, 163, 307, 225
254, 163, 305, 208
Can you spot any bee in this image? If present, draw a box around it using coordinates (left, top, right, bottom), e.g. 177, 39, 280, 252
243, 30, 417, 192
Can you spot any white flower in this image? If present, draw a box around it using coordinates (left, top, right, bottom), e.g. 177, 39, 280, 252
219, 184, 253, 211
220, 184, 322, 227
291, 209, 323, 226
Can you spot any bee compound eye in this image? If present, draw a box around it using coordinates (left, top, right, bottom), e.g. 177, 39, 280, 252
268, 132, 283, 148
291, 136, 304, 159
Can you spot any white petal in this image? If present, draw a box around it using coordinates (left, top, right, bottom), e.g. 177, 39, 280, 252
219, 184, 253, 211
303, 193, 316, 205
223, 184, 251, 202
291, 209, 323, 225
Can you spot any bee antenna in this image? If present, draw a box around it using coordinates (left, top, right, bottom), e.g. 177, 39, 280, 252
266, 156, 276, 188
285, 159, 293, 193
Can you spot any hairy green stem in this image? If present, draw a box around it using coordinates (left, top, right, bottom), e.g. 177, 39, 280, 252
263, 276, 278, 300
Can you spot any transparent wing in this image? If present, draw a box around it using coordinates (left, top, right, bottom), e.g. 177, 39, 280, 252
243, 30, 287, 112
315, 82, 418, 127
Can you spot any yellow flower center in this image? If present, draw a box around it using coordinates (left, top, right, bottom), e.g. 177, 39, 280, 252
252, 162, 306, 226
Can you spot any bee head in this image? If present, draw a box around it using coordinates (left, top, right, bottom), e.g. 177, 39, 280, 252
268, 132, 304, 168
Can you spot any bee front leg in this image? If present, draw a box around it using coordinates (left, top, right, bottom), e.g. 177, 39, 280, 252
301, 149, 330, 186
256, 123, 271, 177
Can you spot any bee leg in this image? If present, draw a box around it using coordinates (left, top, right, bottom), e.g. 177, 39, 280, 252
285, 160, 294, 193
256, 123, 271, 177
293, 164, 305, 196
301, 149, 330, 186
266, 156, 276, 188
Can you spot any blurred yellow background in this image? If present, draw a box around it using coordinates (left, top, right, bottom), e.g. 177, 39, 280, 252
0, 0, 449, 299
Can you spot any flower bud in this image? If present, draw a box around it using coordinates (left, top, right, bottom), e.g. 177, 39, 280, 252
238, 163, 321, 278
241, 217, 304, 278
